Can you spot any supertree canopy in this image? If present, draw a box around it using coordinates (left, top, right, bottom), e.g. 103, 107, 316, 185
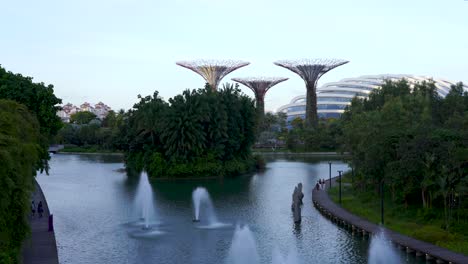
274, 58, 348, 127
176, 60, 250, 91
232, 77, 288, 121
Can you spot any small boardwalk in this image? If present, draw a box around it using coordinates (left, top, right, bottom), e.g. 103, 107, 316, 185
22, 180, 59, 264
312, 178, 468, 264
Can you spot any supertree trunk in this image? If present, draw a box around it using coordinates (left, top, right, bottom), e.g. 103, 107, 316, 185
256, 98, 265, 124
306, 81, 318, 128
231, 77, 288, 123
274, 59, 349, 128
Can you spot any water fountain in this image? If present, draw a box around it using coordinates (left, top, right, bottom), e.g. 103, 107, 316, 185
192, 187, 219, 224
368, 229, 402, 264
134, 172, 156, 229
226, 225, 260, 264
272, 246, 300, 264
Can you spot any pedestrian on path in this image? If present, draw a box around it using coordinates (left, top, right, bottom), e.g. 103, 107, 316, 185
38, 201, 44, 218
31, 200, 36, 217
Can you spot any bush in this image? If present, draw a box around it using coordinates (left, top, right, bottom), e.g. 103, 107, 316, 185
125, 150, 256, 179
411, 225, 455, 244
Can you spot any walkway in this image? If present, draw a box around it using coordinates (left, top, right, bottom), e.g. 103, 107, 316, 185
312, 177, 468, 264
22, 179, 59, 264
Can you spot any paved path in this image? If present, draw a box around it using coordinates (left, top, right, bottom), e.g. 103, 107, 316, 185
22, 180, 59, 264
312, 177, 468, 264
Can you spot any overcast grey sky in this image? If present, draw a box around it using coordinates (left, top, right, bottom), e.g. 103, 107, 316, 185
1, 0, 467, 111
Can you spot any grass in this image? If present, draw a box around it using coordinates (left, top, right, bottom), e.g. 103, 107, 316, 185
328, 180, 468, 255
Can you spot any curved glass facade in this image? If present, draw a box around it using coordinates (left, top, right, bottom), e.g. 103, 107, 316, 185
277, 74, 468, 126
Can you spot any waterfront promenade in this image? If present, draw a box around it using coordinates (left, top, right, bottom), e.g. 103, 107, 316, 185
312, 177, 468, 264
22, 180, 59, 264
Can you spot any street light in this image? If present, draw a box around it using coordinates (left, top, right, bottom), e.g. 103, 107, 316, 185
328, 161, 332, 189
338, 170, 343, 205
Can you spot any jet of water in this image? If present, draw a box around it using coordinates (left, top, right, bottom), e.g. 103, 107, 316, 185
226, 225, 260, 264
134, 172, 156, 229
272, 246, 300, 264
368, 229, 402, 264
192, 187, 219, 224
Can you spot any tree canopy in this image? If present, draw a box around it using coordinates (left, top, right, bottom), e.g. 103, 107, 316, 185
0, 100, 41, 263
341, 80, 468, 230
69, 111, 97, 125
123, 84, 257, 178
0, 65, 62, 172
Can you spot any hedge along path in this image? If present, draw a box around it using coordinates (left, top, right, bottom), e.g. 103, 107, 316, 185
312, 177, 468, 264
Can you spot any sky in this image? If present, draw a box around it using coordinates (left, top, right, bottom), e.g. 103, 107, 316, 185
1, 0, 467, 112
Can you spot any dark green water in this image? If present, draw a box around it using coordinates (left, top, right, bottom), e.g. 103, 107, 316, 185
37, 154, 421, 264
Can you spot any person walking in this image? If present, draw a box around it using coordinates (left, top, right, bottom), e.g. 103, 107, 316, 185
38, 201, 44, 218
31, 200, 36, 217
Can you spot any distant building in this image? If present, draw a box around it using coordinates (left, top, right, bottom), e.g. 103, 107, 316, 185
80, 102, 93, 112
277, 74, 468, 125
57, 102, 113, 122
93, 101, 112, 120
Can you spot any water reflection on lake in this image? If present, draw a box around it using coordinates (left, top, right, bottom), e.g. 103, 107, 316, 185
37, 154, 419, 264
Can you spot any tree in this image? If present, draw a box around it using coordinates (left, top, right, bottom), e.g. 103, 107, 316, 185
69, 111, 97, 125
124, 84, 257, 178
341, 79, 468, 230
0, 65, 62, 137
0, 65, 62, 173
0, 100, 41, 263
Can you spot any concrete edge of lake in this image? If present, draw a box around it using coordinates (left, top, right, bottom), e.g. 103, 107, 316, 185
22, 179, 59, 264
312, 177, 468, 264
253, 151, 349, 156
57, 151, 124, 155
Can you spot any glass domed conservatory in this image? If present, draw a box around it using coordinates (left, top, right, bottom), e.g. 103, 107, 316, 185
277, 74, 468, 123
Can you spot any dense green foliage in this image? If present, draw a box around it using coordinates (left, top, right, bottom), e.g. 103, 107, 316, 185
123, 84, 257, 178
254, 111, 341, 152
0, 65, 62, 172
0, 100, 41, 263
340, 80, 468, 232
56, 110, 126, 150
329, 177, 468, 255
285, 117, 341, 151
69, 111, 97, 125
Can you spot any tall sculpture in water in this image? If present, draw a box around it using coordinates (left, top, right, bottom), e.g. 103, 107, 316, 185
274, 59, 348, 127
231, 77, 288, 121
176, 60, 250, 91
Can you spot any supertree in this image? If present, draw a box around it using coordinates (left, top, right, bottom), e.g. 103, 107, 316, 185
231, 77, 288, 121
176, 60, 250, 91
274, 59, 348, 127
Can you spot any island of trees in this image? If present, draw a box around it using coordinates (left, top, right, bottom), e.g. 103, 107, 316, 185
122, 84, 258, 178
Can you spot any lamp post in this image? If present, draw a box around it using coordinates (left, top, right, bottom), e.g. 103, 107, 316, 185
338, 170, 343, 205
328, 161, 332, 188
380, 180, 384, 225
